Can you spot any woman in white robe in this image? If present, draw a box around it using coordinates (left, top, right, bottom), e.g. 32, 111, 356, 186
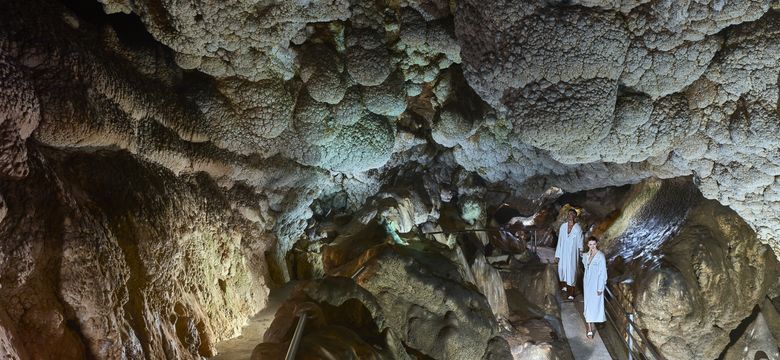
555, 209, 583, 300
582, 237, 607, 339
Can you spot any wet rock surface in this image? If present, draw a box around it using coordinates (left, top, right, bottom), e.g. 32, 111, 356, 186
601, 178, 780, 359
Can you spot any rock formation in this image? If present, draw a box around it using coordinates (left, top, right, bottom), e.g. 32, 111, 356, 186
722, 312, 780, 360
2, 0, 780, 358
601, 178, 779, 359
0, 149, 269, 359
3, 0, 780, 258
252, 278, 411, 360
255, 182, 515, 358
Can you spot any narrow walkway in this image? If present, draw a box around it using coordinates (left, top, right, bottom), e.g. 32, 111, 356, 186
212, 282, 297, 360
535, 245, 612, 359
560, 295, 612, 359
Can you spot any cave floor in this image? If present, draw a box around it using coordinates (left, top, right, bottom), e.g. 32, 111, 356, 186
560, 295, 612, 359
536, 245, 612, 359
212, 282, 298, 360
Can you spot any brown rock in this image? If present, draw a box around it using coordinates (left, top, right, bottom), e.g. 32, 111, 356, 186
609, 180, 779, 359
0, 148, 269, 359
348, 245, 511, 359
253, 278, 411, 360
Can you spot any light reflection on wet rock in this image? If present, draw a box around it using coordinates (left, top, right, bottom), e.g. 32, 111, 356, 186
600, 178, 779, 360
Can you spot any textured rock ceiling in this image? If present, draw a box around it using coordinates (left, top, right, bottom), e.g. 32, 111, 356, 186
2, 0, 780, 257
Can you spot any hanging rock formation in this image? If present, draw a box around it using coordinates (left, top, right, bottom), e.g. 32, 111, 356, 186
3, 0, 780, 258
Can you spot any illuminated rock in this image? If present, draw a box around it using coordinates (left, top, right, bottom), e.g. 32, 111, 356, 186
604, 179, 779, 360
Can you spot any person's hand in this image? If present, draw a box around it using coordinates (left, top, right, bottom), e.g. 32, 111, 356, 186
597, 291, 603, 296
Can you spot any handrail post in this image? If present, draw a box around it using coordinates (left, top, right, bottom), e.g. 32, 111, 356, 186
285, 311, 308, 360
627, 312, 634, 360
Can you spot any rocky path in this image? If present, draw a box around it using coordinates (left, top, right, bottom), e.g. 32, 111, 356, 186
212, 282, 298, 360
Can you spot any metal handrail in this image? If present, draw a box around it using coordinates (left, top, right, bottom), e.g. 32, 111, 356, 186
604, 285, 665, 360
603, 299, 629, 353
351, 265, 367, 279
605, 286, 654, 348
424, 227, 539, 256
284, 311, 308, 360
603, 294, 646, 360
422, 228, 499, 235
605, 287, 642, 359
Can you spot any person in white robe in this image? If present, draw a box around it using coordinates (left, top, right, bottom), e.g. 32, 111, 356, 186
582, 237, 607, 339
555, 209, 583, 300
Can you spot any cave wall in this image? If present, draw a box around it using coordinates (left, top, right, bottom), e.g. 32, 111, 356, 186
633, 197, 778, 359
0, 147, 270, 359
601, 178, 780, 359
3, 0, 780, 260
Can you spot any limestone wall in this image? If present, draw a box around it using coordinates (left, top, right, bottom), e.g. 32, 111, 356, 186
0, 148, 269, 359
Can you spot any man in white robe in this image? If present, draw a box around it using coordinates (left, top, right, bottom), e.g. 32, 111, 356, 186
555, 209, 583, 300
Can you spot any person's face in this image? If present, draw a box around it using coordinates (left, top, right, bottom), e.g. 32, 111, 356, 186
588, 240, 598, 251
567, 211, 576, 222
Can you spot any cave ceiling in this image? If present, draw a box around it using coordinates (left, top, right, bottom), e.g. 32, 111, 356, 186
1, 0, 779, 255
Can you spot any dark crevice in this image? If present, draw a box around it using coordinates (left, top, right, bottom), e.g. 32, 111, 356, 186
58, 0, 157, 46
403, 345, 436, 360
717, 305, 762, 360
64, 319, 97, 360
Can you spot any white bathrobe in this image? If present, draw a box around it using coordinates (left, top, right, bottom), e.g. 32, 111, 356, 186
583, 250, 607, 323
555, 222, 583, 286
